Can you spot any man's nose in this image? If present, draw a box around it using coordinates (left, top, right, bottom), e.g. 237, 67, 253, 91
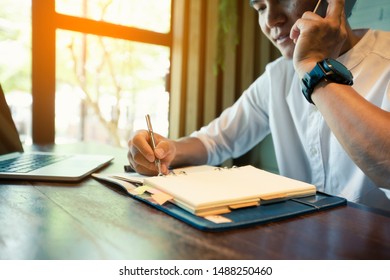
264, 6, 286, 28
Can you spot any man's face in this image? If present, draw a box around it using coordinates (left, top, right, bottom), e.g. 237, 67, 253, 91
250, 0, 318, 59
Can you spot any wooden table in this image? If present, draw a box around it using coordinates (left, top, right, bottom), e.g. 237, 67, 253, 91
1, 143, 389, 260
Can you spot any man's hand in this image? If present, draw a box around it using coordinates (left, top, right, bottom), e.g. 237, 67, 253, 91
290, 0, 348, 78
127, 130, 176, 175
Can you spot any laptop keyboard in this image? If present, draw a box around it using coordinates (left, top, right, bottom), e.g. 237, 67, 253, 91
0, 154, 70, 173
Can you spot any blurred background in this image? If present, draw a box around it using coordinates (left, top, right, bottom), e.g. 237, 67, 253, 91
0, 0, 389, 154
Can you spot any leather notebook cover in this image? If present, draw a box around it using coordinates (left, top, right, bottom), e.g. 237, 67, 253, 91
144, 192, 346, 231
93, 171, 346, 231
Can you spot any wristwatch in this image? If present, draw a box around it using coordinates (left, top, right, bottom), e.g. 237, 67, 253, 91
301, 58, 353, 104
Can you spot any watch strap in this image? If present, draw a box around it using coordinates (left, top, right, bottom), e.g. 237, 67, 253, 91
301, 62, 326, 104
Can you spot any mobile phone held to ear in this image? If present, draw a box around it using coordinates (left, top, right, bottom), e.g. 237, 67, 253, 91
313, 0, 328, 17
344, 0, 357, 18
314, 0, 357, 18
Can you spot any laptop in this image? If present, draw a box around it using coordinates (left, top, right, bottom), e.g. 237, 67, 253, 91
0, 84, 114, 182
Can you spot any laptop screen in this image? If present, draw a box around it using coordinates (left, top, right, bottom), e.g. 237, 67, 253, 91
0, 84, 24, 155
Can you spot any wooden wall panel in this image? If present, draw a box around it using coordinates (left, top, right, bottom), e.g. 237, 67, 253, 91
169, 0, 188, 139
169, 0, 278, 140
203, 0, 219, 125
185, 0, 205, 135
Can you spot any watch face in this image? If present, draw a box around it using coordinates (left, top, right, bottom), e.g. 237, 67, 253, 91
324, 58, 353, 80
301, 58, 354, 105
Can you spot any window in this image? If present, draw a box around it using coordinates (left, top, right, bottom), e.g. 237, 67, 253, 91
53, 0, 172, 146
55, 0, 171, 33
2, 0, 172, 146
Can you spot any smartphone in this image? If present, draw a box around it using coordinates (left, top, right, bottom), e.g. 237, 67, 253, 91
314, 0, 357, 18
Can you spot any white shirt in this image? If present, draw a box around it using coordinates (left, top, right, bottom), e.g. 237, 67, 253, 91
192, 30, 390, 212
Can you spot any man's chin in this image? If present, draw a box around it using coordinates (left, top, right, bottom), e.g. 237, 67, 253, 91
280, 47, 294, 60
272, 42, 294, 59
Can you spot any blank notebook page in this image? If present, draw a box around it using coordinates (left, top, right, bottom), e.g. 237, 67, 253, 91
144, 165, 316, 209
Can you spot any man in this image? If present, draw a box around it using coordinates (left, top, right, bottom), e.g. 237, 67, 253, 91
127, 0, 390, 212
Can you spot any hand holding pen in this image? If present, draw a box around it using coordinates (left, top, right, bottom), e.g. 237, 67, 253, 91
127, 115, 177, 176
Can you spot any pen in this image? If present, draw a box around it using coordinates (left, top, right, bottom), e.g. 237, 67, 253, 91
313, 0, 322, 14
145, 114, 162, 176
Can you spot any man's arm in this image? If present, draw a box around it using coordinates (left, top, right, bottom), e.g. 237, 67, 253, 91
312, 82, 390, 187
170, 137, 209, 168
291, 0, 390, 187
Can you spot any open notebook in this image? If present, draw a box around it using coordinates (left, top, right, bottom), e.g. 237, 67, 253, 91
94, 165, 316, 216
93, 165, 347, 231
143, 165, 316, 216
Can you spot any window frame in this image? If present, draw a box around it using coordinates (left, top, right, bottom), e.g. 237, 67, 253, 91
32, 0, 172, 144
